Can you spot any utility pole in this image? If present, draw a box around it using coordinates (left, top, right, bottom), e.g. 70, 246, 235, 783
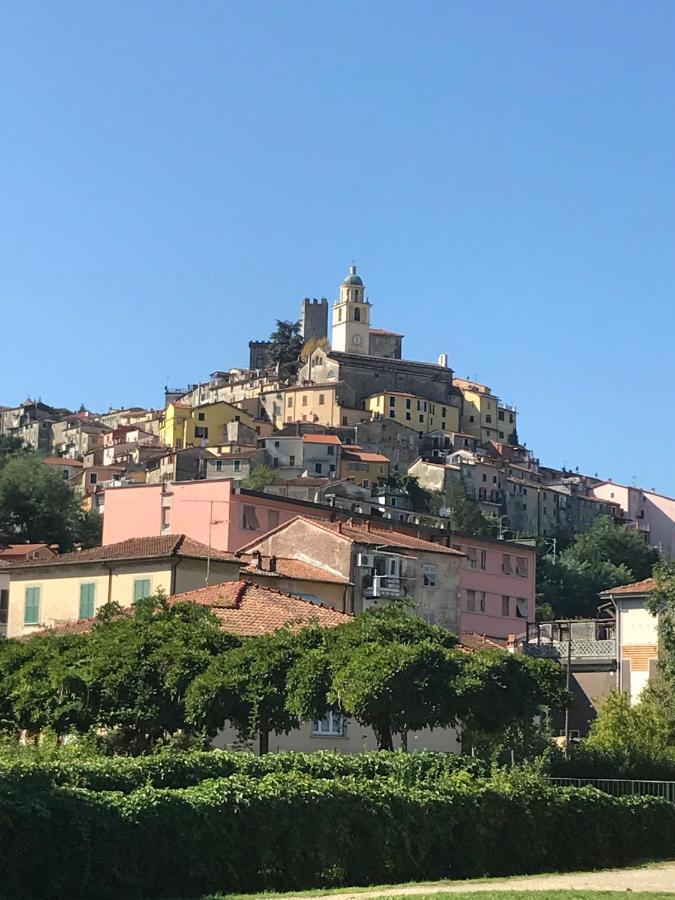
563, 621, 572, 758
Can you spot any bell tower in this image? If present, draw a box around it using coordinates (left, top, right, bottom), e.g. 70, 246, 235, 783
331, 263, 371, 354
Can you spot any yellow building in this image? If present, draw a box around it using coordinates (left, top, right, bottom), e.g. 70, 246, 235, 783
366, 392, 460, 435
262, 383, 370, 431
160, 401, 255, 450
340, 447, 390, 488
5, 534, 240, 638
453, 378, 517, 444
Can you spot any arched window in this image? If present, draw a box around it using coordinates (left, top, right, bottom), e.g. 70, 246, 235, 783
354, 306, 361, 322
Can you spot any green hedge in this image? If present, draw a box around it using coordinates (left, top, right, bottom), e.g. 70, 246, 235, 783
1, 771, 674, 898
0, 748, 489, 792
545, 745, 675, 781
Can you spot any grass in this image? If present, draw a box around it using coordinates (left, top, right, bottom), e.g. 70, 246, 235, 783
211, 891, 675, 900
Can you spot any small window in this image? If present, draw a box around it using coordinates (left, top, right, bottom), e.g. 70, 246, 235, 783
466, 589, 476, 611
287, 397, 292, 408
195, 426, 208, 439
498, 410, 504, 421
406, 399, 412, 410
215, 459, 224, 472
478, 591, 486, 612
389, 410, 396, 419
327, 446, 335, 456
362, 479, 369, 488
79, 583, 96, 619
24, 587, 40, 625
405, 412, 411, 421
501, 595, 510, 617
466, 547, 477, 569
133, 579, 151, 603
469, 415, 475, 423
302, 396, 308, 407
89, 472, 98, 484
479, 549, 487, 570
242, 505, 261, 531
319, 394, 325, 405
289, 454, 296, 466
354, 307, 361, 322
198, 412, 205, 421
315, 463, 323, 474
482, 473, 487, 482
502, 554, 512, 574
389, 396, 396, 407
0, 589, 8, 625
516, 557, 529, 578
233, 459, 241, 472
516, 597, 528, 618
422, 564, 437, 587
313, 711, 347, 737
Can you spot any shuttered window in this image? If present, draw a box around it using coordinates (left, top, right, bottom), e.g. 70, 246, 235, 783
24, 587, 40, 625
133, 579, 151, 603
79, 583, 96, 619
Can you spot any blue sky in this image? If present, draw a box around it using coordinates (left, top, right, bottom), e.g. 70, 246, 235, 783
2, 2, 675, 493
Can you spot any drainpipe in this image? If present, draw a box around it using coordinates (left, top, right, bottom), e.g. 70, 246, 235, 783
103, 563, 113, 604
609, 593, 621, 692
170, 560, 180, 596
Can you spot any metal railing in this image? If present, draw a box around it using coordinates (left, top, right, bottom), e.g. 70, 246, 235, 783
548, 777, 675, 803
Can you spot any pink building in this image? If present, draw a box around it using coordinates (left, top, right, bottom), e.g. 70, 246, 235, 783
592, 480, 675, 557
102, 479, 335, 552
450, 534, 536, 639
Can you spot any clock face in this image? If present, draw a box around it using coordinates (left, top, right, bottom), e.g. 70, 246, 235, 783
352, 333, 363, 346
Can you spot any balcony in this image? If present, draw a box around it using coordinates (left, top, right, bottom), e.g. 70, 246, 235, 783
363, 575, 407, 600
524, 620, 616, 663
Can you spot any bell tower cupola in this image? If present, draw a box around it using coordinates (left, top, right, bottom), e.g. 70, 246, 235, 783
331, 263, 371, 354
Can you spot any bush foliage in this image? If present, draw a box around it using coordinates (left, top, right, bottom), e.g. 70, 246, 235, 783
0, 760, 672, 898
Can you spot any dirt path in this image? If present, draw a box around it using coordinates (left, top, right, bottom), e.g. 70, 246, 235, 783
285, 861, 675, 899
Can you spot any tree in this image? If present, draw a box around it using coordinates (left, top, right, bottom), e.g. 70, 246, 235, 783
0, 453, 85, 550
323, 604, 463, 750
0, 436, 27, 469
387, 474, 431, 514
187, 626, 320, 753
300, 336, 329, 361
85, 594, 236, 752
537, 517, 659, 618
240, 464, 281, 491
74, 509, 103, 549
586, 690, 672, 758
268, 320, 303, 366
428, 477, 498, 537
647, 560, 675, 690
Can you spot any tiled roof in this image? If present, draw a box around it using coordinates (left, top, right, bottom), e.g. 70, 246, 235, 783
303, 434, 342, 445
239, 555, 350, 584
369, 328, 403, 336
0, 543, 57, 560
600, 578, 657, 597
302, 518, 465, 557
42, 457, 84, 467
8, 535, 239, 569
342, 449, 390, 463
170, 580, 351, 635
459, 632, 508, 652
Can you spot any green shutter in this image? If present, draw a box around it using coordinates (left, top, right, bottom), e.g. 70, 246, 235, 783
24, 587, 40, 625
79, 583, 95, 619
133, 579, 151, 603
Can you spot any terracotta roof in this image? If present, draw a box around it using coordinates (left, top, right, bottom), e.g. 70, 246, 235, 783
42, 457, 84, 467
459, 632, 508, 652
0, 543, 57, 561
170, 580, 351, 635
369, 328, 403, 336
239, 555, 350, 584
342, 449, 390, 463
303, 434, 342, 445
600, 578, 657, 597
291, 517, 465, 557
8, 535, 239, 569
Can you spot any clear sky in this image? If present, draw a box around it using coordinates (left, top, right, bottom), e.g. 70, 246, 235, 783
2, 2, 675, 493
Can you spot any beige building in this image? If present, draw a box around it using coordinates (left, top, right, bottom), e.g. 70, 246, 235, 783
239, 515, 464, 631
262, 382, 370, 430
454, 378, 517, 444
5, 535, 240, 638
367, 391, 460, 435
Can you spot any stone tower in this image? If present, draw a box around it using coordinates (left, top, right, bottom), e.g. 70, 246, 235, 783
300, 297, 328, 343
331, 264, 371, 355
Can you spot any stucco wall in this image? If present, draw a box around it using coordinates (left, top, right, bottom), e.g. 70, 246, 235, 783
102, 484, 164, 545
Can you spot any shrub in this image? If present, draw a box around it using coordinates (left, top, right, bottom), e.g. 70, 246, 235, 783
0, 768, 673, 898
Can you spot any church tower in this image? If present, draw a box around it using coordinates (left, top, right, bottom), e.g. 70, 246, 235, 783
331, 264, 371, 354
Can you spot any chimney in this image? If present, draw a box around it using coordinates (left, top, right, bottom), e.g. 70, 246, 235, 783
364, 520, 371, 532
269, 555, 277, 573
252, 550, 263, 570
337, 521, 343, 533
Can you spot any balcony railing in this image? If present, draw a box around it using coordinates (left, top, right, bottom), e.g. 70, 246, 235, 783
363, 575, 407, 599
525, 620, 616, 661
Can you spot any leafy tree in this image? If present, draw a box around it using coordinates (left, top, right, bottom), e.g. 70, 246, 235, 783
85, 594, 236, 753
187, 627, 321, 753
300, 336, 329, 361
586, 689, 672, 758
387, 474, 432, 514
323, 604, 463, 750
0, 436, 27, 469
0, 453, 84, 550
268, 320, 303, 366
74, 509, 103, 549
240, 464, 281, 491
428, 477, 498, 537
537, 517, 658, 618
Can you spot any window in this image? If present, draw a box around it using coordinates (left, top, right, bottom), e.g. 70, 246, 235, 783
315, 463, 323, 474
313, 711, 347, 737
133, 579, 151, 603
502, 554, 512, 574
478, 591, 486, 612
195, 426, 208, 439
389, 396, 396, 407
302, 396, 308, 407
233, 459, 241, 472
516, 557, 529, 577
79, 583, 96, 619
516, 597, 528, 618
242, 505, 261, 531
354, 306, 361, 321
405, 412, 411, 421
215, 459, 224, 472
422, 564, 437, 587
89, 472, 98, 484
362, 479, 369, 488
198, 412, 205, 421
501, 595, 510, 617
419, 415, 424, 424
287, 397, 292, 408
466, 589, 476, 611
479, 549, 487, 570
268, 510, 279, 529
318, 394, 325, 406
389, 410, 396, 419
482, 473, 487, 482
24, 587, 40, 625
466, 547, 477, 569
289, 454, 296, 466
0, 589, 9, 626
469, 415, 475, 423
498, 410, 504, 421
327, 445, 335, 456
406, 399, 412, 410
